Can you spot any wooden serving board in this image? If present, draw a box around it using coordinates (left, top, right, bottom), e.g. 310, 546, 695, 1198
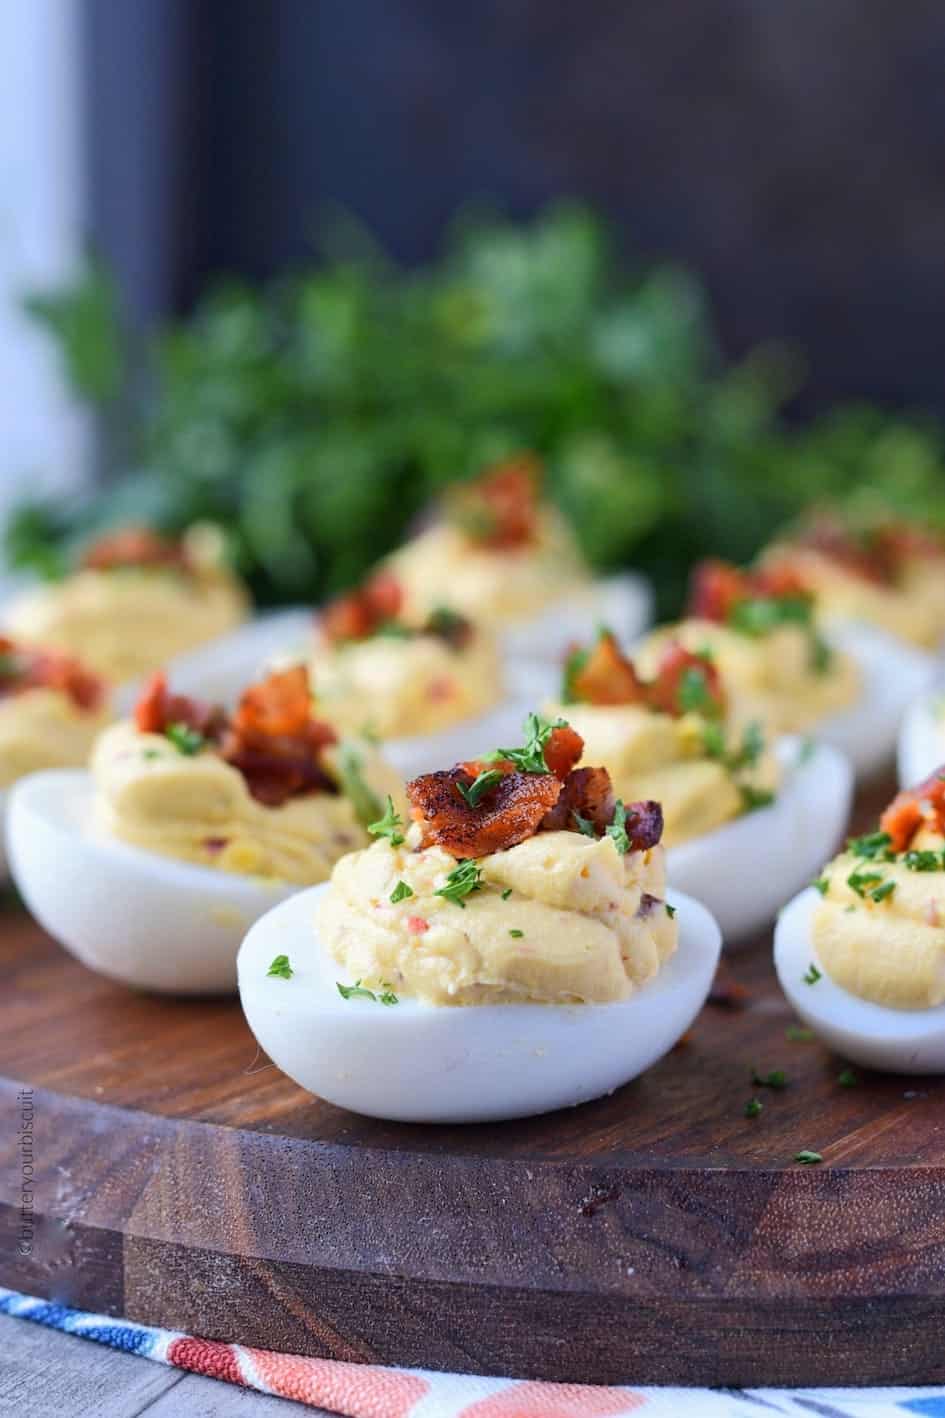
3, 776, 945, 1389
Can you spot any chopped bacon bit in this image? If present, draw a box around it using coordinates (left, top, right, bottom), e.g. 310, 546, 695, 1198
408, 767, 561, 858
782, 519, 890, 585
542, 723, 585, 781
82, 526, 189, 574
880, 767, 945, 851
321, 571, 405, 643
0, 635, 106, 713
570, 631, 649, 706
540, 765, 615, 834
872, 522, 945, 568
220, 666, 338, 806
624, 800, 664, 852
646, 643, 726, 719
134, 672, 226, 739
407, 915, 429, 935
448, 454, 542, 548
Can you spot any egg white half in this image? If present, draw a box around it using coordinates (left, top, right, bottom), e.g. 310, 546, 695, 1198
774, 887, 945, 1073
897, 686, 945, 788
237, 883, 720, 1124
7, 769, 296, 994
668, 737, 852, 945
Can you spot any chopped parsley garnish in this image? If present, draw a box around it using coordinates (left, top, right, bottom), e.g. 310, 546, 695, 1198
740, 785, 775, 813
785, 1025, 814, 1042
435, 860, 484, 907
501, 887, 513, 900
390, 880, 414, 903
509, 928, 524, 938
561, 644, 590, 703
143, 748, 162, 761
847, 830, 894, 862
665, 902, 676, 919
165, 721, 205, 756
813, 877, 829, 896
485, 712, 568, 774
267, 954, 293, 980
368, 795, 405, 847
847, 868, 883, 898
870, 880, 896, 904
375, 620, 413, 639
751, 1068, 788, 1090
336, 978, 399, 1005
809, 631, 833, 675
456, 768, 504, 808
572, 810, 597, 838
701, 721, 726, 760
904, 849, 945, 871
677, 662, 719, 716
795, 1149, 823, 1165
728, 594, 811, 637
728, 720, 765, 772
335, 744, 383, 829
837, 1067, 858, 1088
803, 962, 822, 985
605, 800, 631, 855
744, 1097, 763, 1118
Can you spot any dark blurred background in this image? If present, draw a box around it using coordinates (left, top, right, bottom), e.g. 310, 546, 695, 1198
87, 0, 945, 415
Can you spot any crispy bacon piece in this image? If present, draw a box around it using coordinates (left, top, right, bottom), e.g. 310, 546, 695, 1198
449, 454, 541, 548
542, 723, 585, 780
134, 672, 226, 739
408, 767, 561, 858
82, 526, 189, 574
788, 521, 889, 585
570, 631, 649, 706
624, 800, 664, 851
688, 559, 750, 622
220, 666, 338, 806
0, 635, 105, 713
880, 768, 945, 852
540, 765, 615, 834
321, 571, 405, 643
870, 522, 945, 571
647, 643, 726, 719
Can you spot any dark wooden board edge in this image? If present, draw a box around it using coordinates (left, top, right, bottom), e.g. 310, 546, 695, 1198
5, 1076, 945, 1385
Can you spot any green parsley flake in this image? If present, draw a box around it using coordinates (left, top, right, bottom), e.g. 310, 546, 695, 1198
847, 830, 894, 862
561, 644, 591, 704
727, 594, 811, 638
368, 795, 405, 847
485, 712, 568, 775
143, 748, 162, 761
456, 768, 505, 808
847, 868, 883, 898
435, 860, 484, 907
336, 744, 383, 828
785, 1025, 814, 1042
605, 800, 631, 855
665, 902, 676, 919
744, 1097, 763, 1119
509, 929, 524, 938
837, 1067, 858, 1088
751, 1068, 788, 1090
572, 810, 597, 838
336, 978, 399, 1005
165, 721, 205, 756
813, 876, 829, 896
501, 888, 512, 900
904, 849, 945, 871
795, 1149, 823, 1165
390, 880, 414, 903
803, 962, 822, 985
870, 880, 896, 904
740, 785, 775, 813
267, 954, 293, 980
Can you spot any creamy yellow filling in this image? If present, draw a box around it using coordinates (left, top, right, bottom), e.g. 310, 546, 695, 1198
319, 828, 677, 1005
0, 688, 110, 788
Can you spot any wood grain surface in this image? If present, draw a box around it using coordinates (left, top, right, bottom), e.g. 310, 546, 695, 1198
2, 775, 945, 1386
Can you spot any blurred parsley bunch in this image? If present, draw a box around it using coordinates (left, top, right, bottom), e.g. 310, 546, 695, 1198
10, 204, 945, 616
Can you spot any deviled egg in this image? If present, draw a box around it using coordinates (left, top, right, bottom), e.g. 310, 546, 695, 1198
8, 665, 403, 994
385, 454, 651, 665
238, 712, 721, 1122
640, 559, 934, 778
544, 628, 852, 940
775, 771, 945, 1071
0, 635, 110, 875
5, 523, 249, 683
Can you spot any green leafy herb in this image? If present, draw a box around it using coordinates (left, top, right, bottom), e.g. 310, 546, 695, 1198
336, 978, 399, 1004
701, 721, 726, 760
368, 795, 405, 847
267, 954, 293, 980
809, 631, 833, 675
143, 748, 162, 761
456, 769, 504, 808
803, 962, 822, 985
727, 594, 811, 638
335, 743, 383, 829
572, 810, 597, 838
847, 868, 883, 898
509, 928, 524, 938
785, 1025, 814, 1042
561, 644, 590, 703
847, 830, 894, 861
165, 722, 205, 756
837, 1067, 858, 1088
677, 664, 713, 715
740, 785, 775, 813
501, 887, 513, 900
486, 712, 568, 775
435, 860, 484, 907
728, 720, 765, 771
390, 880, 414, 903
903, 849, 945, 871
870, 880, 896, 904
751, 1068, 788, 1090
665, 902, 676, 919
795, 1149, 823, 1165
744, 1097, 763, 1118
605, 800, 630, 854
378, 985, 399, 1006
813, 876, 830, 896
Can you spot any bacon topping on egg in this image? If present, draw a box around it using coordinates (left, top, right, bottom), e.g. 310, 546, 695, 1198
82, 526, 191, 575
566, 628, 725, 719
446, 453, 541, 549
880, 769, 945, 853
0, 635, 106, 713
